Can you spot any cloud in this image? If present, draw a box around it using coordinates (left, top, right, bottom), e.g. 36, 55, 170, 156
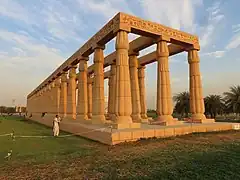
139, 0, 202, 32
0, 0, 31, 24
0, 30, 65, 105
199, 1, 225, 48
76, 0, 132, 21
201, 50, 225, 58
225, 24, 240, 50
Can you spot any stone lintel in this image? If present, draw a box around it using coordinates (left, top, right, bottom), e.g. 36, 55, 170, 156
118, 12, 199, 45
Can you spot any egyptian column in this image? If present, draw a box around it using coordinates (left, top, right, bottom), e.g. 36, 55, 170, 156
59, 72, 68, 118
114, 30, 139, 128
77, 57, 89, 120
188, 49, 211, 123
91, 45, 106, 124
155, 37, 180, 125
109, 63, 116, 121
52, 77, 61, 116
66, 65, 77, 120
138, 65, 149, 122
49, 81, 55, 115
129, 52, 142, 122
107, 71, 112, 119
41, 86, 47, 114
87, 76, 93, 119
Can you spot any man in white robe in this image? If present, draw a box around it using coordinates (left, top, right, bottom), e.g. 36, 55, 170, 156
53, 115, 61, 137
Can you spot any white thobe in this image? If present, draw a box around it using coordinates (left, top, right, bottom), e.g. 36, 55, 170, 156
53, 117, 60, 136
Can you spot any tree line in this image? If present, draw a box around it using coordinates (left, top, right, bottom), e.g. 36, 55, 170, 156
174, 85, 240, 119
0, 106, 26, 115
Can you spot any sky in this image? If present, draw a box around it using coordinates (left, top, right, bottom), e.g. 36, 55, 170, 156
0, 0, 240, 109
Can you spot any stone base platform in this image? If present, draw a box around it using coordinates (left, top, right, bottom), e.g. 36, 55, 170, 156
28, 115, 239, 145
186, 118, 215, 124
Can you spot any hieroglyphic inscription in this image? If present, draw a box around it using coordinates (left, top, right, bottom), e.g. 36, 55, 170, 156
119, 13, 199, 45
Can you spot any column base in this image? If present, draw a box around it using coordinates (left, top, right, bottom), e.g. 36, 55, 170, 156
88, 113, 92, 119
76, 114, 89, 121
152, 115, 183, 126
141, 118, 149, 123
187, 114, 215, 123
131, 114, 142, 123
65, 114, 76, 121
111, 123, 141, 129
109, 114, 116, 122
141, 114, 148, 119
115, 116, 133, 124
105, 114, 111, 120
91, 114, 106, 124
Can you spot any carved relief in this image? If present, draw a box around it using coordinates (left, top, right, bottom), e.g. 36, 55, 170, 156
119, 13, 199, 45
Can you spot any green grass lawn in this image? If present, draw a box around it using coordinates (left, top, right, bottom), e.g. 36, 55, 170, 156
0, 116, 240, 180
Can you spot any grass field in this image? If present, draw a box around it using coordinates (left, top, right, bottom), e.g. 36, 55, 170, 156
0, 116, 240, 179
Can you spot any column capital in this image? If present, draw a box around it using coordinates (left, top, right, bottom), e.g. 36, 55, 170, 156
110, 64, 116, 76
188, 49, 200, 63
51, 81, 55, 88
154, 35, 170, 43
138, 65, 146, 70
128, 51, 139, 56
156, 40, 169, 57
69, 66, 77, 78
185, 43, 200, 51
129, 54, 139, 68
93, 47, 104, 63
61, 72, 68, 82
138, 66, 146, 78
115, 30, 129, 50
55, 77, 61, 87
79, 60, 88, 72
78, 56, 89, 61
87, 78, 93, 84
92, 44, 105, 50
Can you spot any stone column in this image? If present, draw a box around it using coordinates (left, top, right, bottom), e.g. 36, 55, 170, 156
91, 45, 106, 124
59, 72, 68, 118
52, 77, 61, 115
155, 37, 180, 126
188, 49, 213, 123
87, 77, 93, 119
107, 74, 112, 119
56, 77, 61, 115
129, 52, 142, 122
77, 58, 89, 121
67, 66, 77, 120
114, 30, 139, 129
138, 66, 149, 122
49, 81, 55, 114
109, 64, 116, 121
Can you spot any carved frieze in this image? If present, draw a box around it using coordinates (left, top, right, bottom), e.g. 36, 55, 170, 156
119, 13, 199, 45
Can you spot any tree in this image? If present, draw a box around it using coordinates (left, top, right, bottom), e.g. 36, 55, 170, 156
223, 85, 240, 119
0, 106, 7, 115
204, 95, 224, 119
173, 91, 190, 118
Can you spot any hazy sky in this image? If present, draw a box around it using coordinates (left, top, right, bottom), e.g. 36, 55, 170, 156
0, 0, 239, 109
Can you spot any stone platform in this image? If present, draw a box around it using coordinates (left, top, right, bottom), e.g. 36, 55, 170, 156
29, 116, 240, 145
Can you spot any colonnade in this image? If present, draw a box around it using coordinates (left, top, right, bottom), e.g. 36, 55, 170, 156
27, 30, 208, 128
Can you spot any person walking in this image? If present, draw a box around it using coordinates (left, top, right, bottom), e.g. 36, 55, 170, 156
53, 115, 61, 137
